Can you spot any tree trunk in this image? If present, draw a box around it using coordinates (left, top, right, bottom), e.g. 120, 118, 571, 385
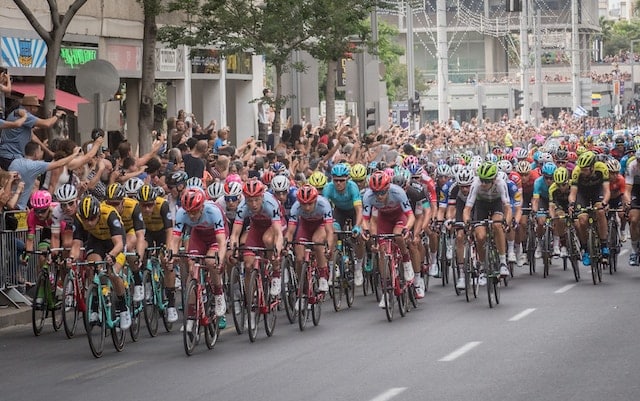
138, 9, 157, 154
273, 63, 283, 136
42, 37, 61, 139
325, 59, 337, 130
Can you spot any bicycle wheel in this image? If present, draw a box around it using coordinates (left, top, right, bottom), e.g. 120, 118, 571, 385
438, 234, 448, 286
298, 264, 309, 331
204, 286, 219, 350
608, 220, 618, 274
542, 227, 551, 278
281, 256, 297, 324
32, 274, 47, 337
183, 279, 199, 356
362, 252, 371, 297
311, 269, 322, 326
247, 269, 260, 342
51, 269, 63, 332
160, 280, 173, 333
230, 264, 246, 334
492, 275, 501, 305
487, 248, 499, 308
331, 251, 343, 312
452, 262, 461, 296
142, 270, 159, 337
588, 229, 598, 285
527, 223, 536, 274
372, 254, 382, 302
381, 255, 394, 322
62, 271, 78, 339
344, 252, 355, 308
567, 228, 580, 282
264, 276, 277, 337
464, 242, 473, 302
127, 278, 141, 342
85, 283, 106, 358
110, 291, 126, 352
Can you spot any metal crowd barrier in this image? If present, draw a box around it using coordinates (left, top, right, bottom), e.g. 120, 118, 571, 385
1, 209, 41, 308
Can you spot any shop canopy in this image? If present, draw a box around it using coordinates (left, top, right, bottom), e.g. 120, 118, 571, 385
11, 82, 88, 114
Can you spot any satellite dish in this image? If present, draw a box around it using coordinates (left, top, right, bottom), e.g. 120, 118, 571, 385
75, 59, 120, 101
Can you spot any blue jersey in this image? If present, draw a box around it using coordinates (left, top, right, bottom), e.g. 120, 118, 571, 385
437, 179, 454, 208
322, 180, 362, 211
532, 176, 551, 200
506, 179, 522, 208
621, 153, 632, 175
268, 187, 297, 215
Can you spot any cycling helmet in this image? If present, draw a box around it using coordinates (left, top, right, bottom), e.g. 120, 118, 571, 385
425, 162, 437, 176
369, 171, 391, 192
383, 168, 395, 178
402, 155, 419, 169
456, 167, 475, 186
331, 163, 350, 177
497, 160, 513, 174
460, 153, 472, 164
407, 163, 423, 176
567, 151, 577, 162
497, 171, 508, 182
261, 170, 275, 186
541, 162, 557, 177
555, 148, 568, 161
308, 171, 327, 189
485, 153, 498, 163
377, 161, 388, 170
225, 173, 242, 185
350, 164, 367, 181
553, 167, 569, 184
31, 190, 52, 209
124, 177, 145, 195
271, 175, 291, 192
55, 184, 78, 202
538, 152, 553, 164
502, 153, 514, 162
296, 184, 318, 204
392, 169, 410, 187
166, 171, 188, 187
224, 181, 243, 197
576, 151, 596, 168
271, 162, 287, 174
516, 148, 529, 160
436, 164, 452, 177
78, 195, 101, 220
468, 159, 482, 173
138, 184, 158, 202
154, 186, 166, 197
576, 145, 587, 155
450, 164, 464, 177
516, 160, 532, 174
606, 158, 621, 173
186, 176, 204, 189
477, 162, 498, 180
105, 183, 126, 201
243, 179, 265, 197
207, 182, 225, 200
181, 188, 206, 212
366, 162, 378, 175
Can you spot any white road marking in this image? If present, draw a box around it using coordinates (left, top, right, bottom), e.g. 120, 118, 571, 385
369, 387, 408, 401
554, 284, 576, 294
438, 341, 482, 362
508, 308, 536, 321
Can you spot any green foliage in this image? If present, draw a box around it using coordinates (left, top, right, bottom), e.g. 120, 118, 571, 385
602, 18, 640, 57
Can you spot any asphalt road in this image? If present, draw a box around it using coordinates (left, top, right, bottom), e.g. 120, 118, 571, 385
2, 246, 640, 401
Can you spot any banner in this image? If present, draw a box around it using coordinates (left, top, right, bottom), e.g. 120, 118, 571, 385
1, 37, 47, 68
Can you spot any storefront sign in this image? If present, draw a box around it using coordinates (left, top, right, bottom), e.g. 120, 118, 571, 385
106, 44, 141, 71
60, 46, 97, 69
1, 37, 47, 68
158, 48, 178, 72
191, 49, 221, 74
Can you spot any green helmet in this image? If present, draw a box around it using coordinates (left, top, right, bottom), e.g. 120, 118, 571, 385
477, 162, 498, 180
576, 151, 596, 168
553, 167, 569, 184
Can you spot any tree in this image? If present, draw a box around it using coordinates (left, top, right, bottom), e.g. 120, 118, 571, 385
13, 0, 88, 121
138, 0, 162, 153
160, 0, 315, 136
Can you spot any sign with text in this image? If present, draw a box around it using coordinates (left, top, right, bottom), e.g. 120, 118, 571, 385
60, 46, 97, 69
191, 49, 221, 74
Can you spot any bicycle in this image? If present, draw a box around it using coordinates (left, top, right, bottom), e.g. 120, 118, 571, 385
462, 225, 480, 303
434, 220, 452, 286
539, 212, 553, 278
371, 233, 413, 322
470, 219, 502, 308
291, 241, 327, 331
280, 247, 297, 325
574, 206, 604, 285
362, 247, 381, 301
607, 208, 626, 274
330, 229, 356, 312
141, 246, 174, 337
561, 215, 581, 282
522, 208, 537, 275
28, 248, 64, 337
235, 246, 279, 343
174, 252, 220, 356
228, 259, 247, 333
61, 247, 89, 339
123, 252, 144, 342
83, 259, 127, 358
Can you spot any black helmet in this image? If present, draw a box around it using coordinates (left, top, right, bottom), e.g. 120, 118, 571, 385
78, 195, 100, 220
167, 170, 188, 187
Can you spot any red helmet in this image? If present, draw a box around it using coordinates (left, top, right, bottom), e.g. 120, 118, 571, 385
369, 171, 391, 192
261, 170, 274, 186
296, 184, 318, 204
181, 188, 205, 212
567, 151, 577, 162
243, 178, 265, 197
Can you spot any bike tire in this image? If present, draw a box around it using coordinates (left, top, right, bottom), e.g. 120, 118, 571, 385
527, 224, 536, 275
542, 228, 551, 278
281, 256, 297, 324
183, 279, 199, 356
588, 229, 598, 285
204, 285, 219, 350
110, 291, 126, 352
160, 277, 174, 333
264, 276, 277, 337
382, 255, 394, 322
85, 283, 106, 358
331, 251, 343, 312
493, 276, 501, 305
345, 251, 355, 308
51, 269, 63, 332
127, 278, 141, 342
608, 220, 618, 274
452, 263, 461, 296
464, 243, 472, 302
298, 264, 309, 331
438, 234, 448, 286
311, 269, 322, 327
396, 260, 407, 318
62, 271, 78, 339
247, 269, 260, 342
230, 264, 247, 333
32, 274, 47, 337
568, 228, 580, 282
142, 270, 159, 337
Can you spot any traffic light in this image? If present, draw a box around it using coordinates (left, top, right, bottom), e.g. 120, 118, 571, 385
366, 107, 377, 133
513, 89, 524, 111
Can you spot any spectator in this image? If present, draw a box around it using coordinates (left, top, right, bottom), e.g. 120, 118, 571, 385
184, 140, 207, 179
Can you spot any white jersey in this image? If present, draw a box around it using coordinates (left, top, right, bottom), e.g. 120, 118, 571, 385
465, 176, 510, 206
625, 158, 640, 185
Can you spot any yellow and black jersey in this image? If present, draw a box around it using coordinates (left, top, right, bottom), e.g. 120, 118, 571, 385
570, 161, 609, 188
116, 197, 145, 233
142, 196, 172, 233
548, 183, 570, 206
73, 204, 125, 241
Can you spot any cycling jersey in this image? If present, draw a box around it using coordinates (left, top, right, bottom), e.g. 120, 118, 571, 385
570, 161, 609, 188
506, 179, 522, 208
548, 183, 570, 209
289, 196, 333, 227
118, 197, 145, 233
465, 176, 510, 206
532, 176, 551, 200
234, 191, 282, 229
174, 200, 226, 237
322, 180, 362, 211
268, 187, 297, 214
27, 205, 64, 236
436, 179, 454, 208
215, 196, 242, 225
407, 181, 431, 211
142, 196, 172, 233
73, 204, 125, 241
362, 184, 413, 219
51, 204, 73, 232
609, 173, 625, 198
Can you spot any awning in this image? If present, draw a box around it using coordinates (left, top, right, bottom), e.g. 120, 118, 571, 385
10, 82, 88, 114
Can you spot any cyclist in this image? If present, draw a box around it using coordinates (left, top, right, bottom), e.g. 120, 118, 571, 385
322, 163, 365, 286
70, 195, 131, 329
104, 183, 146, 302
445, 166, 475, 289
516, 159, 539, 266
428, 164, 454, 277
286, 184, 335, 293
270, 174, 297, 223
172, 188, 228, 322
548, 167, 571, 257
606, 158, 629, 242
216, 180, 244, 228
532, 162, 557, 257
350, 163, 368, 192
138, 184, 178, 323
463, 162, 512, 281
207, 181, 225, 201
52, 184, 78, 250
361, 171, 415, 308
229, 179, 284, 298
625, 151, 640, 265
404, 166, 432, 297
568, 151, 610, 266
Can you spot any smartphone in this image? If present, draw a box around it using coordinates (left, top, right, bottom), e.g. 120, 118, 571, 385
256, 140, 263, 147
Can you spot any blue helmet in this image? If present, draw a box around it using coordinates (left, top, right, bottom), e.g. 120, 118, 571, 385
541, 162, 557, 176
331, 163, 350, 177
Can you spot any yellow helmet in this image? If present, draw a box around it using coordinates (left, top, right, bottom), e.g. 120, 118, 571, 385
350, 163, 367, 181
308, 171, 327, 189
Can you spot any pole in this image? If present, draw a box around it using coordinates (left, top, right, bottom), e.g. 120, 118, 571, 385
436, 0, 449, 122
406, 2, 415, 118
520, 0, 530, 122
571, 0, 581, 112
291, 50, 301, 125
357, 50, 366, 137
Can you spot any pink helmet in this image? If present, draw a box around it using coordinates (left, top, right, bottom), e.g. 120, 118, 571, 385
31, 190, 52, 209
225, 173, 242, 185
383, 168, 395, 178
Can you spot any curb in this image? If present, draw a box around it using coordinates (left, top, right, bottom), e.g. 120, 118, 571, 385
0, 307, 31, 330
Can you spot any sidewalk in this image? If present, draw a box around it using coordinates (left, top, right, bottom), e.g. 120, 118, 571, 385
0, 305, 31, 329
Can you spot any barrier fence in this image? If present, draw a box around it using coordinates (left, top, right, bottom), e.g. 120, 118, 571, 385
1, 210, 41, 308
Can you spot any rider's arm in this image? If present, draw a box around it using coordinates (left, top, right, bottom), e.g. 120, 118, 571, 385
602, 181, 611, 206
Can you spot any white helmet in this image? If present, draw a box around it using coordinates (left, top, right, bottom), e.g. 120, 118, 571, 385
224, 181, 243, 197
516, 160, 532, 174
55, 184, 78, 202
186, 177, 204, 190
538, 152, 553, 164
456, 166, 475, 186
516, 148, 528, 160
124, 177, 144, 196
497, 171, 508, 182
271, 175, 290, 192
497, 160, 513, 174
207, 182, 225, 200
